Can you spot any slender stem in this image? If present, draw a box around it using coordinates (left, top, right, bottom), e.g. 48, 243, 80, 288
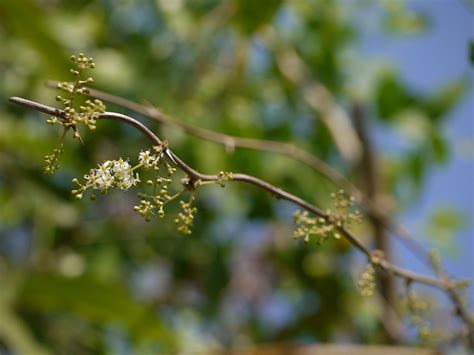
9, 96, 474, 345
5, 96, 449, 287
162, 190, 184, 206
47, 81, 432, 267
152, 179, 157, 197
128, 162, 144, 173
198, 181, 221, 187
59, 126, 68, 143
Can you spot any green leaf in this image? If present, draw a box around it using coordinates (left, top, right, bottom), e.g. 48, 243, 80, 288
423, 79, 467, 122
405, 152, 425, 188
426, 208, 465, 255
376, 74, 466, 125
0, 0, 70, 76
375, 73, 418, 121
383, 11, 428, 34
233, 0, 282, 34
430, 131, 449, 164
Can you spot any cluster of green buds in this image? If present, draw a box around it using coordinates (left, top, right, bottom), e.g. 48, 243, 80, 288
52, 53, 106, 140
72, 158, 140, 200
134, 177, 175, 221
217, 171, 233, 187
44, 143, 64, 175
326, 189, 362, 228
357, 263, 376, 297
43, 53, 106, 175
292, 190, 361, 244
406, 286, 433, 343
293, 210, 335, 243
174, 194, 197, 235
133, 148, 200, 234
133, 144, 180, 222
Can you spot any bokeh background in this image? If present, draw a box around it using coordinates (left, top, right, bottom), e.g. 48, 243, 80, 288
0, 0, 473, 353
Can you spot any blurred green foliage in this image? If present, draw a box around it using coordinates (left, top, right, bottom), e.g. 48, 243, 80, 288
426, 207, 465, 256
0, 0, 469, 353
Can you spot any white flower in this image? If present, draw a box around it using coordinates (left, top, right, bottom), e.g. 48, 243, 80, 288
99, 161, 112, 171
118, 172, 140, 190
73, 155, 143, 200
82, 158, 139, 193
96, 169, 114, 191
84, 170, 98, 188
84, 164, 113, 192
138, 150, 156, 168
112, 159, 131, 175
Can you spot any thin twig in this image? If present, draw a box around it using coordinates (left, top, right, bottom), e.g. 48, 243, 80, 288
45, 81, 432, 266
9, 96, 474, 346
7, 96, 458, 290
46, 81, 353, 192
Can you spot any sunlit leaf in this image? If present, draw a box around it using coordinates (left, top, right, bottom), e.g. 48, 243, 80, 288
426, 208, 465, 255
423, 79, 467, 123
375, 73, 418, 121
430, 131, 449, 164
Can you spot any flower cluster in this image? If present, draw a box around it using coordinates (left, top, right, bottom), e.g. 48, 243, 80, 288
138, 149, 157, 168
406, 287, 433, 343
43, 53, 106, 175
41, 54, 202, 235
138, 144, 176, 175
133, 144, 181, 221
175, 194, 197, 235
293, 210, 335, 243
44, 143, 64, 175
357, 263, 376, 297
217, 171, 233, 187
132, 146, 199, 234
52, 53, 106, 140
72, 158, 140, 199
326, 189, 362, 228
292, 190, 361, 244
134, 177, 175, 221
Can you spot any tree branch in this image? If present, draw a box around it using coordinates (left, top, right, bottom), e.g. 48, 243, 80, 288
353, 102, 399, 342
9, 96, 474, 346
45, 81, 432, 267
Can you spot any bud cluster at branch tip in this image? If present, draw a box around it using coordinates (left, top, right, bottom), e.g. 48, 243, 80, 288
43, 53, 106, 175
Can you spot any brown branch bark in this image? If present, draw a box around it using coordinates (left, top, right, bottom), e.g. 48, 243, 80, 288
352, 102, 399, 343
